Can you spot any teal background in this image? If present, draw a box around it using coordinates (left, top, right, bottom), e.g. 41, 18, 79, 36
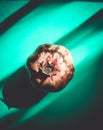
0, 0, 103, 130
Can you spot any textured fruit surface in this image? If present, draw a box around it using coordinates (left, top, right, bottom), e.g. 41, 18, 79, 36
27, 44, 74, 92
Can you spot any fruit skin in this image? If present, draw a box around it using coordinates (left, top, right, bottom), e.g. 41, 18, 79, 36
26, 44, 74, 92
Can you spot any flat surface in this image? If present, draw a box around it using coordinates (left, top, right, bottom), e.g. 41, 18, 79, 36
0, 1, 103, 130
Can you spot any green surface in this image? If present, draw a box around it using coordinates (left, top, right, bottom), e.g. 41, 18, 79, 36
0, 1, 103, 130
0, 1, 30, 23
